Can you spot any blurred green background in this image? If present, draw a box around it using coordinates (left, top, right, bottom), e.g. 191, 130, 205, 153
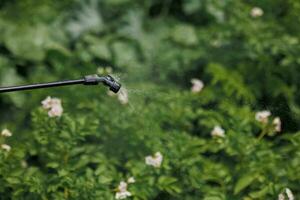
0, 0, 300, 199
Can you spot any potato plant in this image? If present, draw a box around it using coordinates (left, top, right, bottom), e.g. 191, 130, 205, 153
0, 0, 299, 199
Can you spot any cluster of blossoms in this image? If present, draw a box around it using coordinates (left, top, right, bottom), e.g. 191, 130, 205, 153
41, 96, 63, 117
211, 125, 225, 138
1, 129, 12, 152
115, 177, 135, 199
251, 7, 264, 18
255, 110, 281, 132
278, 188, 294, 200
191, 78, 204, 93
255, 110, 271, 124
145, 152, 163, 168
115, 152, 163, 199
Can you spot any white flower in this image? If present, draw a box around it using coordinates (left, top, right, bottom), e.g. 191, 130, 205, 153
115, 191, 132, 199
145, 152, 163, 168
278, 188, 295, 200
1, 144, 11, 152
41, 96, 63, 117
251, 7, 264, 18
48, 104, 63, 117
1, 129, 12, 137
41, 96, 52, 109
273, 117, 281, 132
118, 181, 128, 192
255, 110, 271, 124
42, 96, 61, 109
127, 177, 135, 184
211, 126, 225, 138
285, 188, 294, 200
118, 88, 129, 105
115, 181, 132, 199
278, 193, 285, 200
191, 78, 204, 93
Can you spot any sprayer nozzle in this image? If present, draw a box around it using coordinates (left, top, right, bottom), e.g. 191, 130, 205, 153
104, 75, 121, 93
84, 74, 121, 93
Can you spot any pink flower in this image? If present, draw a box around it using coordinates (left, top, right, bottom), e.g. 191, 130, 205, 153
191, 78, 204, 93
41, 96, 52, 109
42, 96, 61, 109
41, 96, 63, 117
48, 105, 63, 117
145, 152, 163, 168
115, 181, 132, 199
255, 110, 271, 124
211, 126, 225, 138
251, 7, 264, 18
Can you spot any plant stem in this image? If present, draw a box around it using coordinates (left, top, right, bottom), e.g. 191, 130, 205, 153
257, 129, 267, 140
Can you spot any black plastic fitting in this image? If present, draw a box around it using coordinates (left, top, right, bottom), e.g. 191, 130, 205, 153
103, 75, 122, 93
84, 75, 121, 93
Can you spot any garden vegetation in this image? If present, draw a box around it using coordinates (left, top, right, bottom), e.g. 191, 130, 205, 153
0, 0, 299, 199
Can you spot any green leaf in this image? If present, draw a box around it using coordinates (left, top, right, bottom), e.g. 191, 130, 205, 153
104, 0, 131, 6
0, 67, 25, 107
204, 197, 223, 200
112, 41, 138, 67
157, 176, 181, 194
183, 0, 202, 14
84, 36, 111, 60
171, 24, 198, 46
46, 162, 60, 169
6, 177, 20, 185
4, 25, 50, 61
158, 176, 178, 186
234, 173, 258, 194
249, 186, 269, 199
58, 169, 69, 177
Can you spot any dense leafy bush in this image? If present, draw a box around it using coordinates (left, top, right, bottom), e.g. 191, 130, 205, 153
0, 0, 299, 199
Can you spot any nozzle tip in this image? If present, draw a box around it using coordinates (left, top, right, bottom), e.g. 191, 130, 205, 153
106, 75, 121, 93
109, 81, 121, 93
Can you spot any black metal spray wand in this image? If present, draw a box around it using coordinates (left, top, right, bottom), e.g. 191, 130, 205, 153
0, 74, 121, 93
